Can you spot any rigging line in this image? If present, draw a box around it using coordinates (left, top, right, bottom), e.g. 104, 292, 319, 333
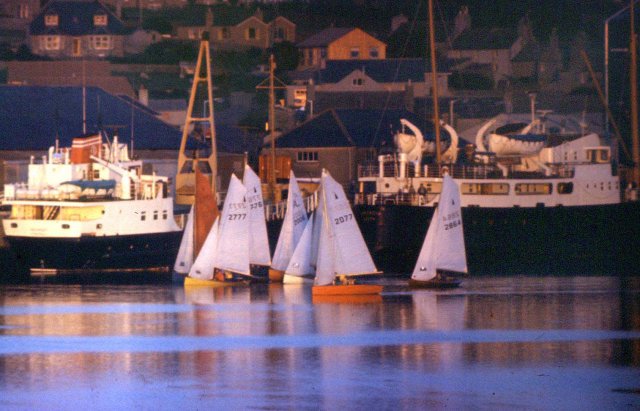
370, 0, 423, 149
435, 0, 453, 50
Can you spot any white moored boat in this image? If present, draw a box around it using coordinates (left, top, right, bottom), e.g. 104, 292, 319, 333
2, 132, 183, 277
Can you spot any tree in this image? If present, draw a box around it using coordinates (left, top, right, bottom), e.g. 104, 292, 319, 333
270, 41, 299, 72
142, 16, 173, 34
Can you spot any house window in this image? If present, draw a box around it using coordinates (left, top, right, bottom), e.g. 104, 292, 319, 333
45, 14, 59, 26
369, 47, 379, 58
297, 151, 318, 162
353, 78, 364, 86
220, 27, 230, 39
306, 49, 312, 66
350, 47, 360, 58
72, 38, 81, 56
92, 36, 111, 50
94, 14, 108, 26
42, 36, 61, 50
247, 27, 257, 40
19, 4, 30, 19
275, 27, 285, 40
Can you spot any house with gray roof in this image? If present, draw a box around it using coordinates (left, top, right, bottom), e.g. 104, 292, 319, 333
296, 27, 386, 71
286, 58, 450, 114
263, 108, 444, 188
28, 0, 127, 59
0, 85, 247, 190
175, 7, 295, 50
447, 27, 524, 87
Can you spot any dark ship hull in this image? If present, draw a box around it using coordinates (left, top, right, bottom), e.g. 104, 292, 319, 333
7, 231, 183, 278
354, 201, 640, 276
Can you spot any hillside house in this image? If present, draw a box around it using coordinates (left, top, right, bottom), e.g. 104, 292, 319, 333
447, 27, 523, 87
175, 8, 295, 50
296, 27, 386, 71
28, 0, 127, 59
286, 59, 450, 114
263, 108, 431, 188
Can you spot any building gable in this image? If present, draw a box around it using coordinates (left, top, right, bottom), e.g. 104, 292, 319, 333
29, 0, 125, 36
275, 108, 428, 150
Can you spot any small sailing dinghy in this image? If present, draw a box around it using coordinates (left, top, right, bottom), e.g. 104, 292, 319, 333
269, 170, 309, 282
173, 168, 219, 281
283, 210, 316, 284
183, 174, 253, 287
242, 164, 271, 280
311, 170, 382, 296
409, 173, 468, 288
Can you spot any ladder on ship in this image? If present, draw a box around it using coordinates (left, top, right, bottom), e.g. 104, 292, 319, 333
175, 33, 217, 206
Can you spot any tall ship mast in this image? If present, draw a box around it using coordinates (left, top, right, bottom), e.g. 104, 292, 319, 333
176, 33, 218, 206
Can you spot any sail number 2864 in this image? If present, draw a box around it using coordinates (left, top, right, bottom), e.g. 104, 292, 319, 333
334, 213, 353, 225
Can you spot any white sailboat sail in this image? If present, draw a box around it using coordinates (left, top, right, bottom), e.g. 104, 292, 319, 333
242, 164, 271, 266
411, 174, 467, 281
283, 215, 315, 282
188, 217, 220, 280
173, 206, 194, 275
314, 170, 378, 286
271, 171, 308, 271
215, 174, 251, 276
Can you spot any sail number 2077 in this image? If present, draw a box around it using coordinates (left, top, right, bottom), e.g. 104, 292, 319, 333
334, 213, 353, 225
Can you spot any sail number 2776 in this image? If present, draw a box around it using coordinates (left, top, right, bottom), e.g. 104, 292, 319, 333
334, 213, 353, 225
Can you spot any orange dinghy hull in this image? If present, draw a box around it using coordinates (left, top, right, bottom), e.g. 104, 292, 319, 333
311, 284, 383, 296
312, 294, 383, 304
268, 268, 284, 283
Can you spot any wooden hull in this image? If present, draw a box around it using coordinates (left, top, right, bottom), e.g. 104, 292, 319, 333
312, 284, 383, 296
268, 268, 284, 283
408, 277, 461, 289
183, 276, 248, 287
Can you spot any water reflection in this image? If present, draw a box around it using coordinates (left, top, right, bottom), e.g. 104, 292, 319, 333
0, 276, 638, 408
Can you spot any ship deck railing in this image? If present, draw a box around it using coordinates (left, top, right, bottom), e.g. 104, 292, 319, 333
354, 192, 438, 207
265, 190, 319, 222
358, 162, 575, 180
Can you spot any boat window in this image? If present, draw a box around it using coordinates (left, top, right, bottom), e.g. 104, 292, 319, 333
557, 182, 573, 194
515, 183, 552, 195
59, 206, 104, 221
461, 183, 509, 195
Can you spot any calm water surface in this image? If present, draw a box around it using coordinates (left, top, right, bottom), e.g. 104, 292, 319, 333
1, 276, 639, 410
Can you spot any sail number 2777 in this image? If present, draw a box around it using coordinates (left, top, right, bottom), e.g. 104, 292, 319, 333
334, 213, 353, 225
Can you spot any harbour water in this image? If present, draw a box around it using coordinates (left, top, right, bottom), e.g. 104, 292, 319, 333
0, 275, 639, 409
